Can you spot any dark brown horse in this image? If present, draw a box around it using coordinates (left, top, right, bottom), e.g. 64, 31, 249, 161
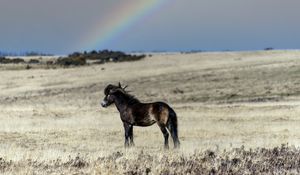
101, 83, 180, 149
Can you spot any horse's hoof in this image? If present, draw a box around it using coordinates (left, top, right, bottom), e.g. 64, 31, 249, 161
124, 143, 130, 148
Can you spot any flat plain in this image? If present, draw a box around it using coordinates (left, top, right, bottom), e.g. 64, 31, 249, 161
1, 50, 300, 174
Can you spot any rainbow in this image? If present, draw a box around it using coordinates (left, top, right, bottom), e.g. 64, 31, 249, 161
78, 0, 170, 51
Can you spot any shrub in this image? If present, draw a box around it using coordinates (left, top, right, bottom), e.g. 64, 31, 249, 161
11, 58, 25, 63
0, 57, 25, 64
64, 50, 145, 65
56, 57, 86, 66
28, 59, 40, 64
46, 61, 54, 65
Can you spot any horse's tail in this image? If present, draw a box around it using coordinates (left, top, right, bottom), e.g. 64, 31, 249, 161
167, 106, 180, 148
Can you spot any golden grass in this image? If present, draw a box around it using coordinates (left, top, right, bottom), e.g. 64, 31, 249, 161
1, 50, 300, 174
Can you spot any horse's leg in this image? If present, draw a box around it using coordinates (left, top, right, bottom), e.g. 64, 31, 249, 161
167, 123, 180, 149
158, 124, 169, 149
129, 125, 135, 147
123, 122, 130, 148
167, 109, 180, 149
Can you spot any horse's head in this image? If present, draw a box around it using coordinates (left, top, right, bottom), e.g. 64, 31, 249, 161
101, 82, 128, 108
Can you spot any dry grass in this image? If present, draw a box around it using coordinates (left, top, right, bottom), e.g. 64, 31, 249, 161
2, 144, 300, 174
1, 50, 300, 174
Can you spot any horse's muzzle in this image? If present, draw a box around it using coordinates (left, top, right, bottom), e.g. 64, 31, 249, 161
101, 101, 107, 108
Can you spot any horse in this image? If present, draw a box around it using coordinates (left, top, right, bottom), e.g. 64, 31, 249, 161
100, 83, 180, 149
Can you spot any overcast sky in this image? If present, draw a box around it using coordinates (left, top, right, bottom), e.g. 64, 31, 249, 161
0, 0, 299, 54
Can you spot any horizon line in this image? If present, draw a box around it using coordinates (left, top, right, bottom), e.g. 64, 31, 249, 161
1, 48, 300, 57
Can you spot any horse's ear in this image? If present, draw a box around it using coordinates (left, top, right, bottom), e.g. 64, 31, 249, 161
123, 85, 128, 90
118, 82, 122, 88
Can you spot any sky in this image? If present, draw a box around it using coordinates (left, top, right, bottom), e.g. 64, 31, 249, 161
0, 0, 299, 54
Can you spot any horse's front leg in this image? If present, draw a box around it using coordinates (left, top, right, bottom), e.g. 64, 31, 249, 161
123, 122, 131, 148
129, 125, 135, 146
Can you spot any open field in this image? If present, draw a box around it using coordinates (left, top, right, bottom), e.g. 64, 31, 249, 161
1, 50, 300, 174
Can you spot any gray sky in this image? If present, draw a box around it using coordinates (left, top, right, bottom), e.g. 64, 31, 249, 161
0, 0, 299, 54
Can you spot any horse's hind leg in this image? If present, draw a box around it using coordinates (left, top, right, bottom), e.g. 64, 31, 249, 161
158, 124, 169, 149
167, 120, 180, 149
167, 125, 179, 148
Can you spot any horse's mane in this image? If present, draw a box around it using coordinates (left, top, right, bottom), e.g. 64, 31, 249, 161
104, 84, 140, 105
119, 90, 140, 105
